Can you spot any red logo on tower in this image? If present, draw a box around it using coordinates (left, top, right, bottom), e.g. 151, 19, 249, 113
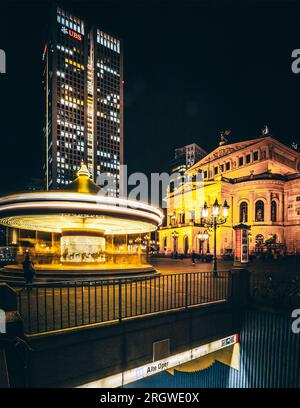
61, 26, 82, 41
69, 30, 82, 41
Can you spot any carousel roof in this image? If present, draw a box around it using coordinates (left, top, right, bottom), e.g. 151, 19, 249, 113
64, 163, 101, 195
0, 164, 163, 235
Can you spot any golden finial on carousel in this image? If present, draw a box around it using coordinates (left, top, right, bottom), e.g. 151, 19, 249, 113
65, 161, 100, 194
77, 161, 91, 178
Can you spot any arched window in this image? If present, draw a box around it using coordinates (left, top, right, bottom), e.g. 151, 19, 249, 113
271, 200, 277, 222
198, 238, 202, 253
173, 235, 178, 252
255, 200, 264, 222
184, 236, 189, 256
163, 237, 167, 249
239, 202, 248, 223
178, 212, 185, 224
190, 210, 195, 222
171, 213, 177, 226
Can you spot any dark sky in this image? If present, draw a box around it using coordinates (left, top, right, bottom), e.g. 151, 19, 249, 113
0, 0, 299, 194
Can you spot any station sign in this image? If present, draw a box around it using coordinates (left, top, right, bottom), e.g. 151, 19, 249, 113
78, 334, 238, 388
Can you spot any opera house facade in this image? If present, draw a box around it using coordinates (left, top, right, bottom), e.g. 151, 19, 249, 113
159, 134, 300, 256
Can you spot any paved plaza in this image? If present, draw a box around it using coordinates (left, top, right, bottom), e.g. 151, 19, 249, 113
10, 256, 300, 335
151, 256, 300, 279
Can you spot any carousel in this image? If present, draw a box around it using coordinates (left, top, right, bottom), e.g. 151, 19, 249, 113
0, 164, 163, 281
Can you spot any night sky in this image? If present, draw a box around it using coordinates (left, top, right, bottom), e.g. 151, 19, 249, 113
0, 0, 299, 194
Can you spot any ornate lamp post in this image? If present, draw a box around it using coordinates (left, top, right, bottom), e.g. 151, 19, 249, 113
197, 229, 209, 256
201, 199, 230, 276
171, 231, 179, 254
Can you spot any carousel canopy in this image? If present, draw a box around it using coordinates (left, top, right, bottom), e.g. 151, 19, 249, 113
0, 164, 163, 235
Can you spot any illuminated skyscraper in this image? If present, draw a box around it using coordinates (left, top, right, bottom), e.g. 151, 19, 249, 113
43, 6, 123, 196
170, 143, 207, 174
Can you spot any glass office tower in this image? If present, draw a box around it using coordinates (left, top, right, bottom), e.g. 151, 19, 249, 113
43, 6, 123, 196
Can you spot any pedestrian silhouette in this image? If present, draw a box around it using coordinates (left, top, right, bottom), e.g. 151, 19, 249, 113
22, 252, 36, 286
191, 250, 196, 265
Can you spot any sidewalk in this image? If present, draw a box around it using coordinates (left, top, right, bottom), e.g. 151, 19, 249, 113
151, 256, 300, 279
151, 257, 233, 274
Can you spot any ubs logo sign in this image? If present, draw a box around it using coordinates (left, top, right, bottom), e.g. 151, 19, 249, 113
0, 49, 6, 74
61, 26, 82, 41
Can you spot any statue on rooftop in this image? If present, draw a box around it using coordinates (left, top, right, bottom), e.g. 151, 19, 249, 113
262, 125, 270, 136
219, 130, 231, 146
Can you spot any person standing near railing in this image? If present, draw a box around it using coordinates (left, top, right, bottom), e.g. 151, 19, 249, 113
22, 252, 36, 288
191, 250, 196, 265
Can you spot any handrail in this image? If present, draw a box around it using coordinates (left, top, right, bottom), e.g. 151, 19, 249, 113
17, 271, 231, 335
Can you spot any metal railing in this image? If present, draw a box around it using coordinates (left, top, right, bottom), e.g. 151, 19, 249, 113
17, 271, 231, 335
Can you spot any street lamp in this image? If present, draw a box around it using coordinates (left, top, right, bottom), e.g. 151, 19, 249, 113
171, 231, 179, 254
197, 229, 209, 256
201, 199, 230, 277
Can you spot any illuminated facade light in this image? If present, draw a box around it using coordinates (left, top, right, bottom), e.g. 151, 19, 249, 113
202, 202, 209, 218
223, 200, 229, 218
212, 199, 220, 217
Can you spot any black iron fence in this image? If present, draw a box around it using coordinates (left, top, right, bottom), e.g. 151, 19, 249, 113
17, 271, 231, 335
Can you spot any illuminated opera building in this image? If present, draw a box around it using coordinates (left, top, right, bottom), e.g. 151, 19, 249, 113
43, 6, 123, 196
0, 164, 163, 278
159, 131, 300, 256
